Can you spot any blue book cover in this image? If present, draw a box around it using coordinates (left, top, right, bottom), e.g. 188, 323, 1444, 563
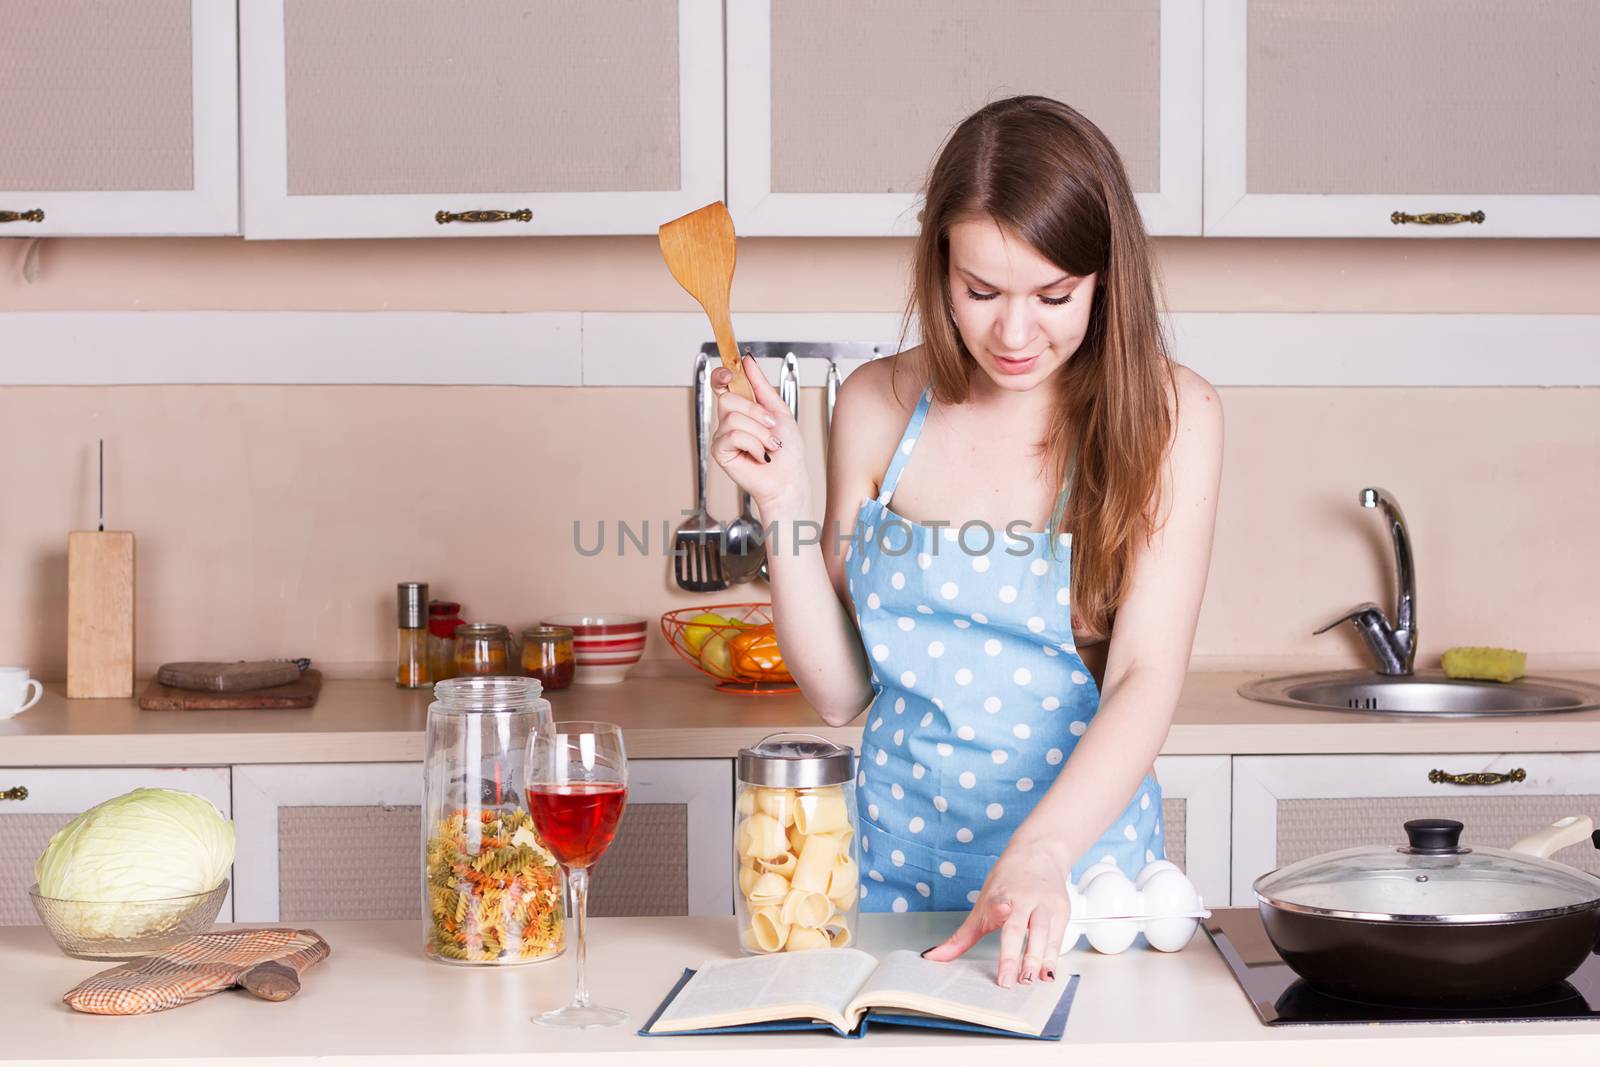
639, 965, 1078, 1041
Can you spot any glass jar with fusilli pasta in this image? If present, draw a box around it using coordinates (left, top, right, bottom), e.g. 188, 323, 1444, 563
422, 676, 565, 965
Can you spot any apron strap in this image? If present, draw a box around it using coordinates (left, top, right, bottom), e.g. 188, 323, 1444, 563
875, 386, 934, 506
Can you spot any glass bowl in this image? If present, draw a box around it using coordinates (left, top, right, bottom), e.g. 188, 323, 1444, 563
28, 879, 230, 960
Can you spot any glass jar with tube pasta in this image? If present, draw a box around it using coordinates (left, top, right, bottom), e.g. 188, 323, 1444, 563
734, 733, 859, 955
421, 676, 565, 965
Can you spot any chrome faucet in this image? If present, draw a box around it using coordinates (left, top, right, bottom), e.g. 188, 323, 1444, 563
1313, 487, 1417, 676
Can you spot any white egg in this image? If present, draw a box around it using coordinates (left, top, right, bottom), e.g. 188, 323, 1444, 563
1139, 866, 1202, 919
1080, 867, 1141, 954
1136, 866, 1204, 952
1144, 916, 1200, 953
1134, 859, 1181, 891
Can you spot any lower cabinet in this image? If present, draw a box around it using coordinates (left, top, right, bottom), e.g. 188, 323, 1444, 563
0, 766, 234, 926
18, 751, 1588, 923
1150, 755, 1232, 910
232, 760, 733, 923
1232, 753, 1600, 904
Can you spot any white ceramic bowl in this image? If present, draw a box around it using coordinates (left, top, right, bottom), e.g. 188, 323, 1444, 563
542, 614, 647, 685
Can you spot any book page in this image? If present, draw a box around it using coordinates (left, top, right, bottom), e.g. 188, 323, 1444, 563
846, 950, 1069, 1035
648, 948, 881, 1034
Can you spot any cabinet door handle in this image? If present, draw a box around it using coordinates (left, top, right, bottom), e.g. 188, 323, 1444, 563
0, 209, 44, 224
1429, 768, 1525, 786
435, 209, 532, 225
1, 786, 28, 801
1391, 210, 1485, 226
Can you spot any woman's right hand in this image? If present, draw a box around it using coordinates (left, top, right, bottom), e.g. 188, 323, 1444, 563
710, 354, 808, 515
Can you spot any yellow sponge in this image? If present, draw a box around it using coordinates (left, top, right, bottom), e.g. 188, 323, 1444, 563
1442, 646, 1526, 683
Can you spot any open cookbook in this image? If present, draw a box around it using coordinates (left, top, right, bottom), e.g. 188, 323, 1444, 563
640, 948, 1077, 1040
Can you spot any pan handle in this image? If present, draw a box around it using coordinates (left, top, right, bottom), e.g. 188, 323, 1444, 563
1509, 815, 1595, 859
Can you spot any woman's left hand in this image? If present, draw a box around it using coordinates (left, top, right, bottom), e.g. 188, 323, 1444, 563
921, 837, 1072, 987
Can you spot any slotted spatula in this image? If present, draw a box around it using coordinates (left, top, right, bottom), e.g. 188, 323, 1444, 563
659, 202, 756, 403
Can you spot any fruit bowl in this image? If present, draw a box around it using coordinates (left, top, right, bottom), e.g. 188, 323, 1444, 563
29, 879, 230, 960
661, 603, 799, 695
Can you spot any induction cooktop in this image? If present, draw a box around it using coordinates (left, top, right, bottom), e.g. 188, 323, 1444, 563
1206, 907, 1600, 1026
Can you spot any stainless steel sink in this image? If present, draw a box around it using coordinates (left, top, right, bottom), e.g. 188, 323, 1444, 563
1239, 668, 1600, 717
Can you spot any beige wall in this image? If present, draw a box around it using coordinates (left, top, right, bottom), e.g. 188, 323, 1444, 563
2, 236, 1599, 679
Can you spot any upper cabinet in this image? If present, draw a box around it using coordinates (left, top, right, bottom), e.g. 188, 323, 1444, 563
0, 0, 238, 236
1204, 0, 1600, 237
239, 0, 724, 238
726, 0, 1203, 236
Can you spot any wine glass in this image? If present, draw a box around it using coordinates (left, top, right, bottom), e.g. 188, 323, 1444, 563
524, 720, 629, 1028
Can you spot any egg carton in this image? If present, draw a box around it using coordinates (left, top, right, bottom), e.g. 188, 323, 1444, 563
1061, 860, 1212, 954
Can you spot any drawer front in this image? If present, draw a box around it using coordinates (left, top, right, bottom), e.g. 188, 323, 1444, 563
1233, 753, 1600, 903
0, 767, 234, 925
234, 760, 733, 922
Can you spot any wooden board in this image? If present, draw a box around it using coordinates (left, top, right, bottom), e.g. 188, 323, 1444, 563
139, 670, 323, 711
67, 531, 135, 699
157, 661, 303, 692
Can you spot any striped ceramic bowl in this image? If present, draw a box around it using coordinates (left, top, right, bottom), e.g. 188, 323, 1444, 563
540, 614, 648, 685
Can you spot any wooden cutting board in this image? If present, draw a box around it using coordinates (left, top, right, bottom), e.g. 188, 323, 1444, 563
138, 670, 323, 710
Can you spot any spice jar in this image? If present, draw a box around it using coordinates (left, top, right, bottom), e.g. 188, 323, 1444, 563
520, 625, 575, 692
422, 676, 565, 965
396, 582, 430, 689
428, 600, 465, 682
734, 733, 859, 955
455, 623, 514, 677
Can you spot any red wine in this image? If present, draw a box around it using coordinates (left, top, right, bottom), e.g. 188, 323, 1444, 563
525, 783, 627, 868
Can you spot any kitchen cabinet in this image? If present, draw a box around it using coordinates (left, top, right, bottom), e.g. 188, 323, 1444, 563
0, 767, 234, 925
1149, 755, 1230, 909
1232, 753, 1600, 904
238, 0, 724, 238
1203, 0, 1600, 237
0, 0, 238, 236
726, 0, 1202, 236
231, 760, 733, 922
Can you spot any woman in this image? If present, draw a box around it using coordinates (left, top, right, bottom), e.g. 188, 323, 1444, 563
709, 96, 1223, 987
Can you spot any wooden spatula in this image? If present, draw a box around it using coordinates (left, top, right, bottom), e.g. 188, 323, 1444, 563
659, 202, 755, 402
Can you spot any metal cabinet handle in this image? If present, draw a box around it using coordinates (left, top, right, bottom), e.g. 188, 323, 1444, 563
1429, 768, 1525, 786
1391, 210, 1485, 226
1, 786, 28, 801
0, 209, 44, 224
435, 209, 532, 225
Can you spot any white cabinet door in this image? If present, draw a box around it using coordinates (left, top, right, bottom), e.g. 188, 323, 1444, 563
232, 760, 733, 922
1233, 754, 1600, 905
0, 767, 234, 925
232, 763, 421, 924
1204, 0, 1600, 237
1151, 755, 1230, 909
0, 0, 238, 236
239, 0, 724, 238
727, 0, 1202, 236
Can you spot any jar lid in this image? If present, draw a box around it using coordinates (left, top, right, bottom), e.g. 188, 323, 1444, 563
522, 625, 573, 639
397, 582, 428, 628
738, 732, 855, 788
1254, 818, 1600, 923
428, 600, 462, 615
455, 622, 511, 639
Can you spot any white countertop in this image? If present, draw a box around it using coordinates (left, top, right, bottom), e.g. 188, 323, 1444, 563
4, 911, 1598, 1065
7, 662, 1600, 765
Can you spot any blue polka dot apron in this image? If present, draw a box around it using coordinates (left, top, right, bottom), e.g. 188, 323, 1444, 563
848, 385, 1163, 913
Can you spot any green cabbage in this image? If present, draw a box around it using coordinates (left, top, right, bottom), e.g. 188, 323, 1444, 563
35, 788, 235, 939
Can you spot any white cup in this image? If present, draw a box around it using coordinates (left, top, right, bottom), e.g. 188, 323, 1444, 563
0, 667, 44, 719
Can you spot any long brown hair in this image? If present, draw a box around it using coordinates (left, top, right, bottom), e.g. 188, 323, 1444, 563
905, 95, 1176, 638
